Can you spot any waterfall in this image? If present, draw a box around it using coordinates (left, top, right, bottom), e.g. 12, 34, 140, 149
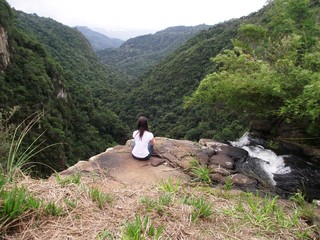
230, 132, 291, 185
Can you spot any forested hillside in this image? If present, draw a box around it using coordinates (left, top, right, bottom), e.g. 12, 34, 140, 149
0, 1, 130, 176
186, 0, 320, 146
97, 25, 211, 78
115, 16, 255, 140
116, 0, 320, 147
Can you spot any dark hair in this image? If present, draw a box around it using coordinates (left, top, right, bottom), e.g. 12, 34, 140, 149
137, 116, 149, 138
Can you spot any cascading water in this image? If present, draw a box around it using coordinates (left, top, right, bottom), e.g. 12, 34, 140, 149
230, 132, 291, 185
230, 132, 320, 200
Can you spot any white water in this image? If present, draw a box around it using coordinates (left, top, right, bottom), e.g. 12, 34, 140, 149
230, 132, 291, 185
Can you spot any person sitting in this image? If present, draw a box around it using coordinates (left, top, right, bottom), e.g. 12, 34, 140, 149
132, 116, 155, 160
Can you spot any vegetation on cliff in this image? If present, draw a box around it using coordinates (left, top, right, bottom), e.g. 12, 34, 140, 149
186, 0, 320, 145
0, 0, 129, 175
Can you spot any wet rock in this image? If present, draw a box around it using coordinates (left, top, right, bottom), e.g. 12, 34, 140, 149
209, 154, 235, 170
231, 173, 257, 187
220, 145, 248, 161
199, 138, 228, 149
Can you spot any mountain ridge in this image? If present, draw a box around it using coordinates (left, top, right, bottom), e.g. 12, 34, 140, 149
96, 24, 211, 78
75, 26, 123, 51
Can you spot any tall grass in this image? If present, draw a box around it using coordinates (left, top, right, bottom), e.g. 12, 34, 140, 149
4, 113, 55, 182
0, 183, 41, 232
121, 215, 164, 240
190, 158, 211, 183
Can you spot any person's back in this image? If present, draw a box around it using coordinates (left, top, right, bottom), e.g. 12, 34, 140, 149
132, 116, 155, 160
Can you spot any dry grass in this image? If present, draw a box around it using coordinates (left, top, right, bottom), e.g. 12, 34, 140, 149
1, 172, 318, 240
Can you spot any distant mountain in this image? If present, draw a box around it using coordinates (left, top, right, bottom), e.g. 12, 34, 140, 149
96, 25, 211, 78
92, 27, 158, 41
75, 26, 123, 51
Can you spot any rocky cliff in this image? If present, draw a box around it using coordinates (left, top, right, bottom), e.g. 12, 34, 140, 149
61, 137, 262, 192
0, 26, 10, 71
61, 136, 320, 201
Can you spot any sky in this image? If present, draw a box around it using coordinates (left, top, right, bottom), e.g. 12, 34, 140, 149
6, 0, 268, 40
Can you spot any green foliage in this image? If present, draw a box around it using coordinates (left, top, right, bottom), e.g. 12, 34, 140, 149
3, 113, 57, 182
44, 201, 63, 216
97, 229, 114, 240
224, 176, 233, 191
0, 1, 13, 30
121, 215, 164, 240
182, 195, 213, 222
0, 184, 41, 231
156, 177, 181, 194
1, 7, 131, 176
63, 197, 78, 209
140, 193, 172, 215
55, 172, 81, 186
185, 47, 283, 118
185, 0, 320, 145
0, 110, 15, 170
90, 187, 113, 209
228, 193, 302, 231
190, 159, 211, 184
290, 191, 316, 224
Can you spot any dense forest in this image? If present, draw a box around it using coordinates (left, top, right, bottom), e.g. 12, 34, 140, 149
0, 0, 319, 177
0, 0, 129, 176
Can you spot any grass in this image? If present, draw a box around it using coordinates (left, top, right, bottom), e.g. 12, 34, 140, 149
156, 177, 181, 193
0, 183, 41, 232
290, 191, 317, 224
44, 201, 64, 216
190, 158, 211, 183
224, 176, 233, 190
182, 195, 213, 222
121, 215, 164, 240
4, 113, 49, 182
90, 187, 113, 209
56, 172, 81, 186
223, 192, 317, 238
0, 174, 318, 239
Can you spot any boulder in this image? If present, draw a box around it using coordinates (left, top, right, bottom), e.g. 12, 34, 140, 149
209, 164, 232, 176
220, 145, 248, 160
209, 154, 235, 170
231, 173, 257, 187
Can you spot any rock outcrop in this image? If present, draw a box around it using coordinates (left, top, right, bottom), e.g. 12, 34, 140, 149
0, 26, 10, 71
61, 137, 258, 190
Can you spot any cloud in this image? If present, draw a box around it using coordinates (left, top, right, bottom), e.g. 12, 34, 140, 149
7, 0, 267, 30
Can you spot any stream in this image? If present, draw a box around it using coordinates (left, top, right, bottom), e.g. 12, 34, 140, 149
230, 132, 320, 200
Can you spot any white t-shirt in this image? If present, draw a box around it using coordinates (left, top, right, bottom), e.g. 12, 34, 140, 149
132, 130, 154, 158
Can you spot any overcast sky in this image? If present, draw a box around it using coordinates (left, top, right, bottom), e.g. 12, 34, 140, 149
6, 0, 268, 39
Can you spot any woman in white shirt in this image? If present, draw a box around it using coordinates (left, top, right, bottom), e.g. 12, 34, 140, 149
132, 116, 155, 160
